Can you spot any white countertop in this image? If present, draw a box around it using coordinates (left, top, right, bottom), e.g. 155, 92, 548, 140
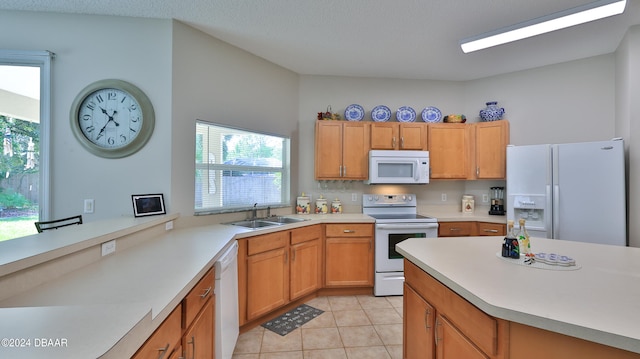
0, 213, 374, 358
396, 236, 640, 354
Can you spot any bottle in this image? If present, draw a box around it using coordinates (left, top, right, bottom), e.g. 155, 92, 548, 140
505, 220, 520, 259
502, 220, 517, 258
517, 218, 532, 256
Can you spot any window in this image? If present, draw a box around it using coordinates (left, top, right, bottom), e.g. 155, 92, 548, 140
0, 50, 52, 241
195, 121, 290, 214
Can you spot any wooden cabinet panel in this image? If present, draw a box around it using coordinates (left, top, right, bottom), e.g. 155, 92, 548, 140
291, 224, 321, 245
400, 123, 428, 150
247, 231, 288, 255
246, 247, 289, 320
404, 283, 435, 359
290, 237, 322, 300
428, 124, 470, 179
370, 122, 427, 150
325, 223, 373, 237
474, 121, 509, 179
184, 299, 214, 359
315, 121, 369, 180
325, 237, 373, 287
476, 222, 506, 236
183, 268, 214, 327
436, 315, 489, 359
133, 304, 182, 359
438, 221, 475, 237
370, 122, 399, 150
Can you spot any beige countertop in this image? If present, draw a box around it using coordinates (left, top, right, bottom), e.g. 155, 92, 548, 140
397, 236, 640, 354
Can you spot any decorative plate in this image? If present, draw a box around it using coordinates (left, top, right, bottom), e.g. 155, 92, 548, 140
421, 106, 442, 123
371, 105, 391, 122
344, 104, 365, 121
396, 106, 416, 122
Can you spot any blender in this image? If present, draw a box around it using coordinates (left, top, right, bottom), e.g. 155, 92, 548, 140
489, 187, 505, 215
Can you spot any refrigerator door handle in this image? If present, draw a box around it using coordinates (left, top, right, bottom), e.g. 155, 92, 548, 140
546, 185, 553, 237
553, 184, 560, 239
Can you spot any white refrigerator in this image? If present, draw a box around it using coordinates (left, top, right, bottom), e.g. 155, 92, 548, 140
506, 139, 626, 246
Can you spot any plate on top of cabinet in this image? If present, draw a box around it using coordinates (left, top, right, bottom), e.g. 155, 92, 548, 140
396, 106, 416, 122
421, 106, 442, 122
344, 104, 365, 121
371, 105, 391, 122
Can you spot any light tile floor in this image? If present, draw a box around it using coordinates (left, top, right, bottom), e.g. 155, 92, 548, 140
233, 295, 404, 359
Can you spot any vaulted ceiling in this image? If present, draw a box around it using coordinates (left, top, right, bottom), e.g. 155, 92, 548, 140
2, 0, 640, 80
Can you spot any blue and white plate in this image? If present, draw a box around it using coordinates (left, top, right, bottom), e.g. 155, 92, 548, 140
396, 106, 416, 122
421, 106, 442, 123
371, 105, 391, 122
344, 104, 365, 121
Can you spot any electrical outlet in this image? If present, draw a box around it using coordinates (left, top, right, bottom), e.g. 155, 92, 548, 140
483, 194, 489, 203
101, 240, 116, 256
351, 193, 357, 202
84, 199, 94, 213
441, 193, 447, 202
165, 221, 174, 230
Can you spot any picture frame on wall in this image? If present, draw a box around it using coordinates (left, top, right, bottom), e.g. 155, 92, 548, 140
132, 194, 166, 217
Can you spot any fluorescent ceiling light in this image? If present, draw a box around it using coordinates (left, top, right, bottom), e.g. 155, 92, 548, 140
460, 0, 627, 53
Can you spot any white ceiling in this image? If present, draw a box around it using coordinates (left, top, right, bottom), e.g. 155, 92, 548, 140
3, 0, 640, 81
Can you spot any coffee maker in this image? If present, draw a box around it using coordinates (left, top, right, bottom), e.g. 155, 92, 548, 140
489, 187, 505, 215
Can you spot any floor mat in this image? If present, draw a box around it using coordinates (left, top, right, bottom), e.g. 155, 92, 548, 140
262, 304, 324, 336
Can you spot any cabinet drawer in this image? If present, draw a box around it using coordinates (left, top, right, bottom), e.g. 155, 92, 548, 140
184, 268, 214, 327
134, 304, 182, 359
247, 231, 288, 255
325, 223, 373, 237
476, 222, 506, 236
291, 224, 321, 245
438, 221, 474, 237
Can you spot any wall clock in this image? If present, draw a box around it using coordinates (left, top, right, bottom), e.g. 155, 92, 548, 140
70, 79, 155, 158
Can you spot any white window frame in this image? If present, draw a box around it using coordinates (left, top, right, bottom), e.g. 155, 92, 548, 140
0, 50, 53, 220
195, 121, 291, 215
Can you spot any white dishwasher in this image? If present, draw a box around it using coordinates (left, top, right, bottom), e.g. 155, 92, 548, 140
214, 241, 239, 359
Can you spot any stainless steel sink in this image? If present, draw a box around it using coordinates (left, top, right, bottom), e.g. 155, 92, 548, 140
226, 216, 308, 229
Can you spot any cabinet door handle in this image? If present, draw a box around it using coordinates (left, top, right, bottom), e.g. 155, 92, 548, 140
401, 136, 404, 148
343, 229, 355, 233
483, 229, 498, 233
200, 286, 212, 299
435, 318, 442, 346
156, 343, 170, 359
476, 167, 480, 176
187, 336, 196, 359
392, 137, 396, 148
449, 228, 462, 231
339, 165, 343, 177
424, 308, 431, 330
343, 166, 346, 177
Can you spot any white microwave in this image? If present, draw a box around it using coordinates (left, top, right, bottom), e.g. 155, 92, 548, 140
366, 150, 430, 184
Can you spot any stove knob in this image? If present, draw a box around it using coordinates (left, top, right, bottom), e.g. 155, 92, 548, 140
408, 195, 413, 201
402, 195, 406, 201
374, 195, 379, 201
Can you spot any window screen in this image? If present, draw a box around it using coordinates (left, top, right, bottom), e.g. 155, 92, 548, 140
195, 121, 290, 214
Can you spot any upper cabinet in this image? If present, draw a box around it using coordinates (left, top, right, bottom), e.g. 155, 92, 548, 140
474, 120, 509, 179
370, 122, 428, 150
315, 121, 369, 180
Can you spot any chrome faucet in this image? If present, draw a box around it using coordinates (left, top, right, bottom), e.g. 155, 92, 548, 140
250, 203, 258, 220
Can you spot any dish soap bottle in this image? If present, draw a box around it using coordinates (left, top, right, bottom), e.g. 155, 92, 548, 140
517, 218, 532, 256
503, 220, 519, 259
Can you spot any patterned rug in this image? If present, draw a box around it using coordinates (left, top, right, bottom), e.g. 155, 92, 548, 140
262, 304, 324, 336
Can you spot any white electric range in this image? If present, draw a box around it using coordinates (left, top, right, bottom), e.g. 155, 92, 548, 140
363, 194, 438, 296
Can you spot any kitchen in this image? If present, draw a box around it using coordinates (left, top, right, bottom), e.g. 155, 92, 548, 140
1, 1, 640, 358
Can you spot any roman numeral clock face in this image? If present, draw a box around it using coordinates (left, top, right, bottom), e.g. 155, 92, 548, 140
70, 79, 155, 158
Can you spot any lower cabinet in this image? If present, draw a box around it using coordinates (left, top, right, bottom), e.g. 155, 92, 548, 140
324, 223, 374, 287
403, 259, 508, 359
133, 268, 215, 359
438, 221, 506, 237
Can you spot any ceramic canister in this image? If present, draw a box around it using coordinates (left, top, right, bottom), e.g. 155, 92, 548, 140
296, 193, 310, 214
315, 196, 328, 214
331, 198, 342, 214
462, 195, 475, 214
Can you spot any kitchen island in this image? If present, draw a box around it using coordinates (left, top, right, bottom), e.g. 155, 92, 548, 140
396, 236, 640, 358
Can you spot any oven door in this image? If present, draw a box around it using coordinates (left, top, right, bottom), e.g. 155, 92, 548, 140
375, 223, 439, 272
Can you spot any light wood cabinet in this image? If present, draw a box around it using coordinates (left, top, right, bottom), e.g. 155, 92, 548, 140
246, 231, 289, 321
404, 259, 508, 359
133, 304, 182, 359
428, 123, 471, 179
315, 121, 369, 180
290, 225, 322, 301
404, 284, 435, 359
183, 299, 214, 359
473, 120, 509, 179
438, 221, 506, 237
324, 223, 374, 287
370, 122, 427, 150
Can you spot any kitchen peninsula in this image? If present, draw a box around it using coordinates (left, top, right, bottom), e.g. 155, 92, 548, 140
397, 236, 640, 358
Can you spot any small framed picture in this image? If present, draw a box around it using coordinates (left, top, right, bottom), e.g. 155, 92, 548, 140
131, 194, 166, 217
